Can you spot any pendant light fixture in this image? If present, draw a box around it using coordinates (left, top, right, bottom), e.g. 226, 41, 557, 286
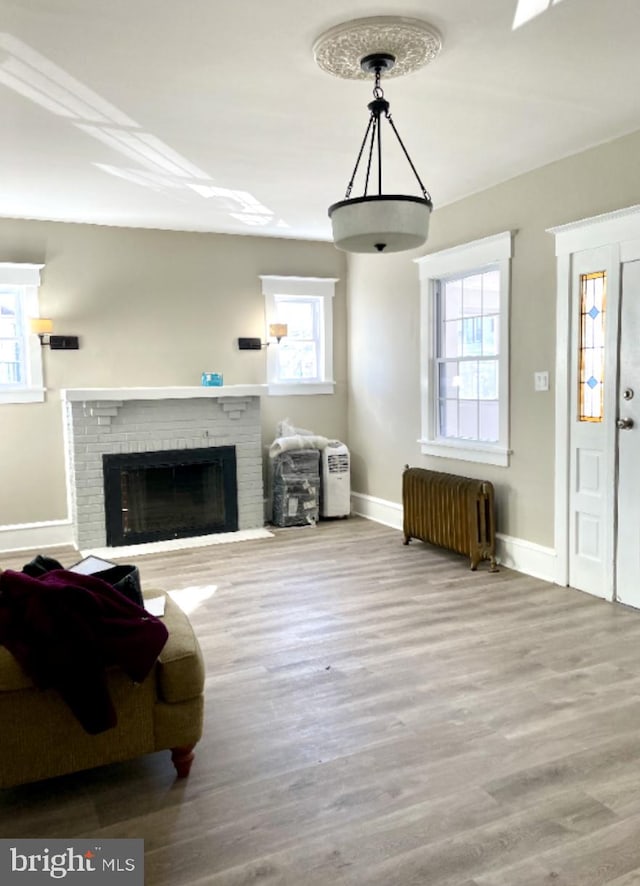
314, 16, 442, 255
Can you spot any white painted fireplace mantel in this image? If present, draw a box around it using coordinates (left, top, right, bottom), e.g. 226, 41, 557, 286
61, 385, 268, 402
61, 386, 267, 551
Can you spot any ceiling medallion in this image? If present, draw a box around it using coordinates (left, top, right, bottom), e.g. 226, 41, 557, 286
313, 16, 442, 81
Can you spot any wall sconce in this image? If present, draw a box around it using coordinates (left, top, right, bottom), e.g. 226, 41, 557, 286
268, 323, 288, 343
29, 318, 79, 350
30, 317, 53, 344
238, 324, 288, 350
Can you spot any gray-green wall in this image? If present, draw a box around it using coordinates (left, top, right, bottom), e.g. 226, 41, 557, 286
0, 221, 347, 526
347, 128, 640, 548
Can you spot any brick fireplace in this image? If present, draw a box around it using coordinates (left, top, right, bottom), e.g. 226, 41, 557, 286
62, 386, 265, 551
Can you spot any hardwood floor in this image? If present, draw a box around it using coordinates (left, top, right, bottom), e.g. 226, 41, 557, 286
3, 517, 640, 884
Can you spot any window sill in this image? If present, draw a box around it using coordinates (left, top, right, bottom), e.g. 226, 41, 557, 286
419, 438, 510, 467
267, 381, 335, 396
0, 387, 46, 404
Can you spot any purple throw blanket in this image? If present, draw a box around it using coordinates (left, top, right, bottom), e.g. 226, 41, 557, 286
0, 568, 168, 734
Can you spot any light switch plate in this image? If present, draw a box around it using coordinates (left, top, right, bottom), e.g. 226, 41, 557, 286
534, 370, 549, 392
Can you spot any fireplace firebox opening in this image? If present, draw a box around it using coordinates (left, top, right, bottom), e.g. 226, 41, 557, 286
103, 446, 238, 546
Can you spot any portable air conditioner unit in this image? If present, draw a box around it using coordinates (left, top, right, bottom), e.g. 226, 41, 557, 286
321, 441, 351, 518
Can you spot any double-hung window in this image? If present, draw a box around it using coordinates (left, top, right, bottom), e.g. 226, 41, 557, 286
416, 232, 512, 466
0, 263, 45, 404
260, 276, 337, 395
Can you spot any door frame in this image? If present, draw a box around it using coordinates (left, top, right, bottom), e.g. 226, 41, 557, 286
549, 203, 640, 597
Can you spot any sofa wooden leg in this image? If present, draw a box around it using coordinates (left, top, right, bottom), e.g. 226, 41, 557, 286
171, 744, 196, 778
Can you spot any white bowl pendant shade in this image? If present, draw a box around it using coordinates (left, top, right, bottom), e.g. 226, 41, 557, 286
329, 194, 432, 253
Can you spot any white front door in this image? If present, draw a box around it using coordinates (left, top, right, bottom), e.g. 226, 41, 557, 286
567, 246, 617, 599
552, 205, 640, 605
615, 259, 640, 606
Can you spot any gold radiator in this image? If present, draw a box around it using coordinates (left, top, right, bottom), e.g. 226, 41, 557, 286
402, 466, 498, 571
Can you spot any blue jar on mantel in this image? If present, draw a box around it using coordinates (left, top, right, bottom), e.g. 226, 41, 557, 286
201, 372, 223, 387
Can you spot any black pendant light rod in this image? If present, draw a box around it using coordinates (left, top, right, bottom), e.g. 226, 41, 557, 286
344, 115, 374, 199
376, 100, 383, 194
363, 115, 376, 196
342, 51, 432, 204
370, 66, 388, 197
344, 62, 389, 199
386, 115, 431, 201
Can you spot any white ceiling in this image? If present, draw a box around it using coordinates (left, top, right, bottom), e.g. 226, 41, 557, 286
3, 0, 640, 243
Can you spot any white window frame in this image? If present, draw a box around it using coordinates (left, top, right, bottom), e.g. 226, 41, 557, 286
0, 263, 46, 404
260, 275, 337, 396
415, 232, 512, 467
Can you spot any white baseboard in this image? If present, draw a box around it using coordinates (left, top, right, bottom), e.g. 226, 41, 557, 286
0, 520, 73, 554
495, 532, 557, 583
351, 492, 403, 531
352, 491, 557, 583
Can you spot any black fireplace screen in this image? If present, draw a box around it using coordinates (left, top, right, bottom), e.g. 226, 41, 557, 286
103, 446, 238, 546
